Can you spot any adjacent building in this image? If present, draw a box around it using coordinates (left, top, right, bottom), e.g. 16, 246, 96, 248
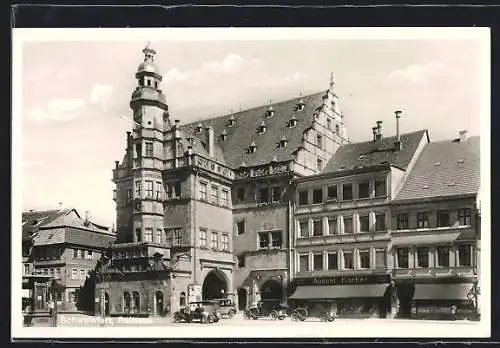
22, 208, 114, 312
391, 132, 480, 319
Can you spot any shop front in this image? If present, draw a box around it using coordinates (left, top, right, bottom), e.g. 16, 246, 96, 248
289, 274, 396, 318
411, 280, 478, 320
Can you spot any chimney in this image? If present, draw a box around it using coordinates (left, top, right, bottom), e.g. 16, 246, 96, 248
84, 210, 90, 226
376, 121, 383, 141
174, 119, 181, 139
126, 131, 132, 168
205, 126, 215, 157
394, 110, 403, 151
58, 202, 63, 210
459, 130, 468, 142
372, 127, 378, 141
114, 160, 119, 169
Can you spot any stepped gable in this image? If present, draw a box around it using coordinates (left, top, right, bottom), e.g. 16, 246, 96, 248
322, 129, 428, 173
180, 91, 328, 169
395, 136, 480, 201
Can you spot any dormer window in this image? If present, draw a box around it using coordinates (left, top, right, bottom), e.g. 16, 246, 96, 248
228, 114, 235, 127
266, 100, 274, 118
279, 135, 288, 148
288, 115, 298, 128
195, 123, 203, 134
296, 94, 305, 111
220, 129, 228, 141
258, 121, 267, 134
249, 141, 257, 153
187, 137, 194, 145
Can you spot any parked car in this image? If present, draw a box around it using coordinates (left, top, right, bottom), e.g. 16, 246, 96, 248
244, 300, 289, 320
290, 303, 336, 322
212, 298, 237, 318
173, 301, 221, 324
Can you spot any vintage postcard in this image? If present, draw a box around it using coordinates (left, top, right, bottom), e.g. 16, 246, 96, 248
12, 27, 490, 339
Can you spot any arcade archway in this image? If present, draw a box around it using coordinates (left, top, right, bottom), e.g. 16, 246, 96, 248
260, 279, 283, 301
202, 269, 228, 300
237, 288, 247, 310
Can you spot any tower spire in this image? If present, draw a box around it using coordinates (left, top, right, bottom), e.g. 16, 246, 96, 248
142, 41, 156, 61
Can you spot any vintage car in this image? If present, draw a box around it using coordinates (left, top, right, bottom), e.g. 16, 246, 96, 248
290, 303, 336, 322
173, 301, 221, 324
212, 298, 237, 318
243, 300, 289, 320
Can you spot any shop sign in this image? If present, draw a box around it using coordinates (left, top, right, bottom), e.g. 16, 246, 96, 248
296, 274, 391, 286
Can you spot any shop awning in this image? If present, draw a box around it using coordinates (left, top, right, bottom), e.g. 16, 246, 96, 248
289, 284, 388, 300
413, 283, 472, 301
391, 231, 461, 246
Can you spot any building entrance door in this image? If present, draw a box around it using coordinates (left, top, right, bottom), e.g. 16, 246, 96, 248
237, 288, 247, 310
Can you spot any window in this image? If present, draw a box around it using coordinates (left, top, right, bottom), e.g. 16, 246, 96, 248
222, 234, 229, 251
299, 254, 309, 272
313, 220, 323, 236
316, 134, 323, 149
299, 190, 308, 205
397, 214, 409, 230
258, 187, 269, 203
343, 251, 354, 270
43, 268, 48, 275
343, 217, 353, 234
326, 118, 332, 130
359, 215, 370, 233
24, 264, 30, 275
80, 269, 86, 280
375, 249, 387, 269
375, 180, 386, 197
271, 231, 282, 248
173, 181, 181, 198
73, 249, 79, 258
236, 221, 245, 235
71, 268, 78, 279
144, 228, 153, 243
458, 208, 472, 226
145, 142, 153, 157
236, 187, 245, 202
342, 184, 353, 200
180, 292, 186, 307
200, 182, 207, 201
335, 124, 340, 134
312, 188, 323, 204
49, 268, 54, 276
271, 187, 282, 202
358, 182, 370, 199
458, 245, 472, 266
135, 181, 141, 198
79, 250, 85, 259
327, 185, 337, 200
173, 229, 182, 246
313, 254, 323, 271
155, 229, 162, 244
86, 250, 92, 260
397, 248, 409, 268
113, 189, 117, 200
55, 268, 61, 279
375, 213, 386, 231
211, 232, 219, 249
136, 228, 142, 242
359, 250, 370, 269
258, 232, 269, 249
438, 210, 450, 227
154, 182, 163, 200
417, 212, 429, 228
145, 181, 153, 198
165, 229, 172, 247
328, 217, 337, 235
127, 189, 133, 203
199, 228, 207, 248
237, 255, 245, 268
437, 246, 450, 267
416, 247, 429, 268
317, 158, 323, 171
221, 190, 229, 206
327, 253, 338, 270
211, 185, 219, 204
299, 220, 309, 238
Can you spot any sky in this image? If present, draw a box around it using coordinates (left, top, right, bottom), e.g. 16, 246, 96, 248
18, 30, 486, 227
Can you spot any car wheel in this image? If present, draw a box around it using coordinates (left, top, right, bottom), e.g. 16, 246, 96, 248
327, 316, 335, 322
291, 312, 299, 321
319, 313, 327, 322
299, 315, 306, 321
270, 311, 278, 320
213, 315, 219, 323
243, 310, 250, 320
173, 313, 180, 322
278, 316, 285, 320
228, 310, 235, 318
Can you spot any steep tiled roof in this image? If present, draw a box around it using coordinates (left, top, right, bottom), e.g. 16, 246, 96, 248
22, 209, 68, 241
395, 136, 480, 201
33, 227, 115, 249
322, 130, 428, 173
180, 91, 329, 168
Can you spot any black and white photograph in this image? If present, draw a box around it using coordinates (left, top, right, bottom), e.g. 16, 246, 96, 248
12, 27, 490, 338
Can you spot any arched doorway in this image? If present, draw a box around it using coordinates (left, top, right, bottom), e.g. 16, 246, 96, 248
132, 291, 140, 313
155, 291, 164, 316
202, 269, 228, 300
260, 279, 283, 301
180, 292, 186, 307
104, 292, 110, 315
237, 288, 247, 310
123, 291, 131, 313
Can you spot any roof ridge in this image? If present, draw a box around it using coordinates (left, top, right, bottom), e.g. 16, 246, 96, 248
180, 90, 327, 128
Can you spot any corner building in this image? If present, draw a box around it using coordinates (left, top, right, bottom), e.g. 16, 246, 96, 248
96, 44, 348, 316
